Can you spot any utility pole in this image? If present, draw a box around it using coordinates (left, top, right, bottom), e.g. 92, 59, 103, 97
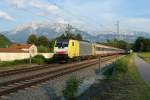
65, 24, 68, 37
115, 21, 120, 47
116, 21, 120, 35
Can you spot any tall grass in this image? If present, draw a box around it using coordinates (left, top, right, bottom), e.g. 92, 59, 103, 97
63, 76, 80, 100
112, 58, 128, 73
138, 52, 150, 63
90, 54, 150, 100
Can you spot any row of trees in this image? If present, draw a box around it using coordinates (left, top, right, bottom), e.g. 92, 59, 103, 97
27, 35, 49, 47
55, 31, 82, 41
27, 32, 83, 52
134, 37, 150, 52
102, 39, 132, 50
102, 37, 150, 52
27, 32, 150, 53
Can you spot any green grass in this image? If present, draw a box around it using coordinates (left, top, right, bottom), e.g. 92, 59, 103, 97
90, 54, 150, 100
0, 59, 29, 67
0, 55, 51, 70
138, 52, 150, 63
0, 59, 31, 70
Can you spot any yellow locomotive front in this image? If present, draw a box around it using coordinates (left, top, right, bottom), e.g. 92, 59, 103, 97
54, 39, 79, 59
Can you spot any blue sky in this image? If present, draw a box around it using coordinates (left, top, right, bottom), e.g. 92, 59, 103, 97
0, 0, 150, 33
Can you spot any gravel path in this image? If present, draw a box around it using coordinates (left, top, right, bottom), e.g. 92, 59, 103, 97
135, 54, 150, 85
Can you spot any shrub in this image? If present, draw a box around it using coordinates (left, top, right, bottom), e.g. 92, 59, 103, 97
103, 65, 114, 76
0, 59, 29, 67
63, 76, 80, 100
31, 55, 45, 64
112, 59, 128, 73
38, 45, 50, 53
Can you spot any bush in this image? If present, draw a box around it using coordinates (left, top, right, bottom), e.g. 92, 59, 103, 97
103, 65, 114, 76
112, 59, 128, 73
31, 55, 46, 64
63, 76, 80, 100
38, 45, 50, 53
0, 59, 29, 67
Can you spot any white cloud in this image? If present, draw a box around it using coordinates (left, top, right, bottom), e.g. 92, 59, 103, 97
11, 0, 27, 8
0, 11, 14, 21
30, 1, 59, 13
2, 0, 29, 8
123, 18, 150, 32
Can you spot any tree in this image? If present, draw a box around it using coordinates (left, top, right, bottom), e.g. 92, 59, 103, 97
63, 76, 80, 100
37, 35, 49, 47
0, 34, 11, 48
76, 33, 82, 40
66, 31, 76, 39
134, 37, 150, 52
27, 34, 37, 45
37, 45, 49, 53
56, 31, 83, 40
102, 38, 132, 50
56, 34, 65, 40
134, 37, 145, 52
49, 39, 55, 52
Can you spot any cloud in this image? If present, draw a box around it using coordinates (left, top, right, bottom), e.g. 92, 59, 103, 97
0, 11, 14, 21
30, 1, 59, 13
123, 18, 150, 32
2, 0, 29, 8
11, 0, 27, 8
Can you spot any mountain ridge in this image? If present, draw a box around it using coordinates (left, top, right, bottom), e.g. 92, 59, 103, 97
1, 22, 150, 43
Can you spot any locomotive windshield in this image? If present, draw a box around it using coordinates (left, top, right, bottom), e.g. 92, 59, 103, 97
55, 40, 69, 48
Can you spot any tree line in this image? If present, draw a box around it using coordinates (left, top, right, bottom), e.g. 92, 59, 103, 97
102, 37, 150, 52
27, 32, 150, 53
133, 37, 150, 52
27, 32, 82, 52
101, 39, 132, 51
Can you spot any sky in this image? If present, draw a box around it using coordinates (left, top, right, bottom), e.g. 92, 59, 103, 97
0, 0, 150, 33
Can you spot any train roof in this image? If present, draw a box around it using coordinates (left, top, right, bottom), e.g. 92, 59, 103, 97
56, 39, 69, 42
55, 39, 124, 51
56, 39, 91, 43
94, 43, 124, 50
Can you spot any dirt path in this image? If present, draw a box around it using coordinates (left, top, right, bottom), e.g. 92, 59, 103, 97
135, 54, 150, 85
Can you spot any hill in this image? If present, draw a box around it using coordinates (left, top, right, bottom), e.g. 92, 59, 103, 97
0, 34, 11, 48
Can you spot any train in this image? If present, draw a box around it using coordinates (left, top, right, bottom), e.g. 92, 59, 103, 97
54, 39, 125, 59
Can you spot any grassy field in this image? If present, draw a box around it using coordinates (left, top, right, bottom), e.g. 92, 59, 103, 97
81, 54, 150, 100
138, 52, 150, 63
0, 55, 49, 70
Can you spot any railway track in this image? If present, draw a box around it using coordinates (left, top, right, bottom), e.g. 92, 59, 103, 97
0, 55, 118, 78
0, 55, 119, 97
0, 64, 60, 78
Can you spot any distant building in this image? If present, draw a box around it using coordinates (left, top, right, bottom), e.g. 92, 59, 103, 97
0, 48, 27, 53
0, 44, 37, 56
8, 44, 38, 55
0, 44, 38, 61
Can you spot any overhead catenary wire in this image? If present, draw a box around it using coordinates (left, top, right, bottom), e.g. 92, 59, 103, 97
13, 0, 117, 33
48, 0, 113, 32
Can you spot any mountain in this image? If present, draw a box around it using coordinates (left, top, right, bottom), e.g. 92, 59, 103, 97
92, 32, 150, 43
2, 22, 93, 43
1, 22, 150, 43
0, 34, 11, 48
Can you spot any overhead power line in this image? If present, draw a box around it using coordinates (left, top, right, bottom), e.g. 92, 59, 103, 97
48, 0, 113, 32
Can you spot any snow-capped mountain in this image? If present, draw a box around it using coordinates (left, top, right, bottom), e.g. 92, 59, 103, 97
2, 22, 91, 43
1, 22, 150, 43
